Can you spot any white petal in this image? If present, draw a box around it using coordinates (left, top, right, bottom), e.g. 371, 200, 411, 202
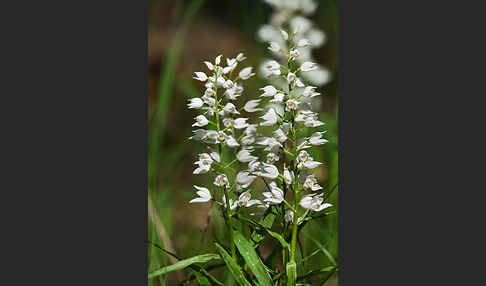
193, 72, 208, 81
244, 99, 263, 113
189, 197, 210, 203
246, 200, 260, 207
304, 161, 323, 169
215, 55, 222, 65
204, 61, 214, 70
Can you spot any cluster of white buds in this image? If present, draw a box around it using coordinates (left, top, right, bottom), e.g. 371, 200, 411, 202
258, 0, 330, 87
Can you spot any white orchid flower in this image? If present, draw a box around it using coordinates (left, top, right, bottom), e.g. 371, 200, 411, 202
233, 118, 249, 129
249, 160, 279, 179
302, 86, 320, 98
237, 191, 260, 207
216, 76, 226, 87
222, 194, 238, 210
223, 79, 234, 89
262, 60, 281, 77
303, 174, 323, 191
295, 110, 325, 127
244, 124, 258, 135
193, 72, 208, 81
260, 108, 279, 126
193, 153, 213, 174
256, 136, 282, 152
225, 87, 242, 100
189, 129, 208, 141
297, 38, 311, 47
207, 147, 220, 163
309, 131, 328, 145
241, 134, 256, 146
187, 98, 204, 109
287, 72, 296, 83
263, 182, 284, 204
236, 53, 246, 62
215, 55, 222, 65
270, 93, 285, 103
268, 41, 281, 53
285, 99, 299, 111
295, 77, 305, 87
266, 152, 279, 164
244, 99, 263, 113
299, 193, 332, 212
214, 174, 229, 188
226, 135, 240, 147
223, 118, 233, 128
202, 95, 216, 107
308, 29, 326, 47
280, 29, 289, 40
239, 67, 255, 80
237, 148, 258, 163
290, 16, 312, 34
284, 210, 304, 224
296, 138, 311, 151
273, 128, 287, 143
236, 171, 257, 188
284, 210, 294, 223
300, 62, 318, 72
204, 88, 215, 97
289, 49, 300, 60
226, 57, 237, 68
214, 131, 227, 143
260, 85, 278, 97
223, 103, 240, 115
297, 150, 322, 169
192, 115, 209, 127
204, 60, 214, 70
283, 167, 294, 185
189, 186, 211, 203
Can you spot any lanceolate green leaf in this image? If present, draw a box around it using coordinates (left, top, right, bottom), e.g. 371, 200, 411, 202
266, 229, 290, 250
147, 253, 220, 279
214, 243, 252, 286
234, 231, 273, 286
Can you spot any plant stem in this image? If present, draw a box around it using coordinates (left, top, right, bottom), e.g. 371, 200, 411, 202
223, 186, 236, 262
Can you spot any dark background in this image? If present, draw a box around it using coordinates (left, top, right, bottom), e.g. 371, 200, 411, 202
0, 0, 483, 285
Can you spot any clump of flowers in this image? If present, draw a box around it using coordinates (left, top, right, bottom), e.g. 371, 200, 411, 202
182, 22, 335, 285
258, 0, 331, 87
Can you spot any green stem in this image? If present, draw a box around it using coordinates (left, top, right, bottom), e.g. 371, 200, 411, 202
223, 186, 236, 262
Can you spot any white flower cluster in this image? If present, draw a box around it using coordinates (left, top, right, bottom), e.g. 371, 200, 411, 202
188, 22, 332, 226
258, 0, 331, 87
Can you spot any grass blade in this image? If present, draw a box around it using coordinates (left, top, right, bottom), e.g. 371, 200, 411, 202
233, 231, 273, 286
302, 233, 337, 266
148, 253, 220, 279
215, 242, 252, 286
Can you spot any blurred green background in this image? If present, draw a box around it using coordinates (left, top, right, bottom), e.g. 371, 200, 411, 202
148, 0, 339, 285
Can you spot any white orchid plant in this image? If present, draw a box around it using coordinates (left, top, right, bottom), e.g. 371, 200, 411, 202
149, 1, 337, 285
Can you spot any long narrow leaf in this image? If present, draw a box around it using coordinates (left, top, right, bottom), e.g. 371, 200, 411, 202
302, 233, 337, 266
266, 229, 290, 250
215, 243, 252, 286
234, 231, 273, 286
148, 253, 220, 279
